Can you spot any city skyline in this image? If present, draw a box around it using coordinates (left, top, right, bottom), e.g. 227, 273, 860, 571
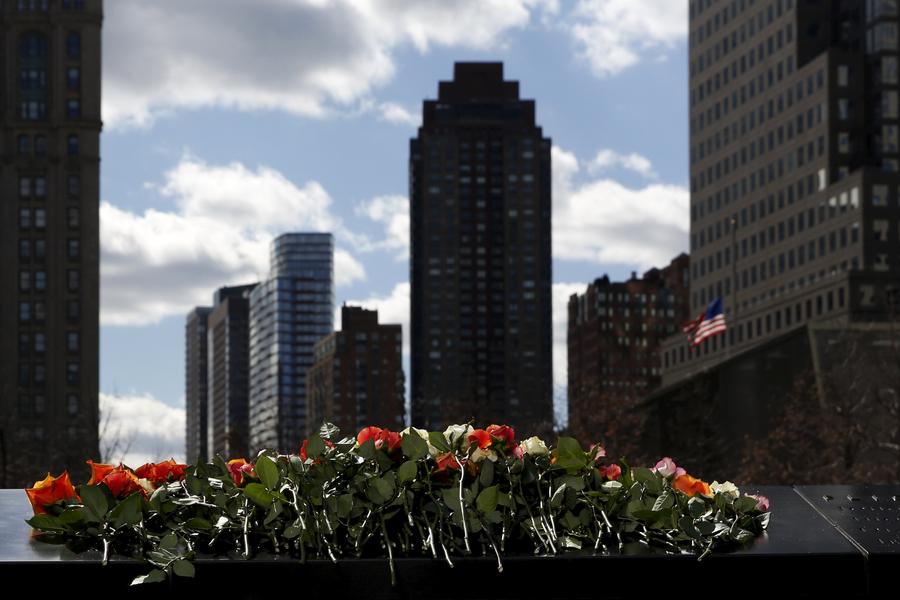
60, 1, 690, 466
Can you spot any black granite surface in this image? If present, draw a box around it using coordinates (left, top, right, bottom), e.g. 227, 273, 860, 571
0, 486, 881, 599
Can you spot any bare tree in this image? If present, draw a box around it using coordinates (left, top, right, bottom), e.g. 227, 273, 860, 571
98, 394, 136, 465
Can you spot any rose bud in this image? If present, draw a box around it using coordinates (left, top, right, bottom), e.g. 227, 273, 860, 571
25, 471, 78, 516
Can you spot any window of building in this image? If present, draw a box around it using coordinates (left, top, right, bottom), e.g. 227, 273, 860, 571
34, 239, 45, 260
67, 394, 79, 416
34, 208, 46, 229
67, 66, 80, 91
67, 207, 79, 229
67, 239, 80, 259
17, 134, 30, 155
67, 174, 80, 197
67, 269, 80, 291
67, 134, 79, 156
66, 362, 79, 385
67, 98, 81, 118
66, 32, 81, 59
67, 332, 79, 352
19, 208, 31, 230
34, 271, 46, 291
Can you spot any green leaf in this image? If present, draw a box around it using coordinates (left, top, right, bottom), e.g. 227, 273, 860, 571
373, 476, 395, 502
159, 533, 178, 550
243, 483, 276, 509
283, 525, 302, 539
401, 433, 429, 460
26, 514, 68, 532
58, 507, 86, 527
735, 496, 760, 513
184, 517, 211, 531
109, 493, 143, 528
337, 494, 354, 519
555, 437, 587, 473
306, 434, 326, 459
688, 497, 711, 518
398, 460, 418, 484
131, 569, 166, 586
428, 431, 451, 453
652, 491, 674, 512
357, 439, 377, 459
476, 485, 500, 513
256, 455, 279, 491
78, 484, 109, 520
172, 559, 195, 578
561, 474, 585, 491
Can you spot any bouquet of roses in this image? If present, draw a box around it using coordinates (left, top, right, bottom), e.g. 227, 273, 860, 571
25, 423, 770, 586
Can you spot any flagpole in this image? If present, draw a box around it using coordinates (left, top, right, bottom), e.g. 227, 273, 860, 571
729, 216, 738, 359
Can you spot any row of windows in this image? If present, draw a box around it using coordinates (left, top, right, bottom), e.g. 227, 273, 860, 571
18, 267, 81, 292
19, 299, 80, 323
18, 174, 80, 198
17, 362, 81, 386
17, 133, 80, 156
693, 186, 861, 256
692, 0, 792, 59
16, 0, 86, 10
18, 331, 80, 354
18, 207, 80, 229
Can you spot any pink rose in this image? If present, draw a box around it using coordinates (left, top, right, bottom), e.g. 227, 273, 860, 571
652, 457, 679, 478
747, 494, 770, 511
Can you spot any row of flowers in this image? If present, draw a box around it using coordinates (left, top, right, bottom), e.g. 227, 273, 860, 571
25, 423, 770, 586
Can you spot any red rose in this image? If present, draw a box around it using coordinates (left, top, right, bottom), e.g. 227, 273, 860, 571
98, 465, 145, 498
25, 471, 78, 516
468, 429, 492, 450
299, 438, 335, 461
486, 424, 516, 452
135, 459, 187, 486
432, 452, 463, 475
227, 458, 256, 486
599, 463, 621, 480
357, 426, 402, 454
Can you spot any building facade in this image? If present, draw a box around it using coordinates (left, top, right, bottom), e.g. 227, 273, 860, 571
0, 0, 102, 487
307, 306, 405, 437
663, 0, 900, 385
410, 62, 553, 434
207, 284, 256, 460
568, 254, 690, 441
248, 233, 333, 454
185, 306, 211, 465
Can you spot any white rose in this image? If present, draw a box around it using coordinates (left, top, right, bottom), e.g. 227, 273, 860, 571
470, 447, 498, 463
521, 436, 549, 456
710, 480, 740, 499
402, 426, 441, 457
443, 424, 474, 449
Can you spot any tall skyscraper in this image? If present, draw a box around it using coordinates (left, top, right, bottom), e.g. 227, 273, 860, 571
207, 284, 256, 460
185, 306, 212, 465
663, 0, 900, 384
410, 63, 553, 434
1, 0, 101, 487
568, 254, 690, 443
307, 306, 405, 437
249, 233, 333, 454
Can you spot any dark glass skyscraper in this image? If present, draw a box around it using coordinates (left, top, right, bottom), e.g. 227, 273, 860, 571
410, 63, 553, 434
1, 0, 101, 486
185, 306, 211, 465
248, 233, 333, 454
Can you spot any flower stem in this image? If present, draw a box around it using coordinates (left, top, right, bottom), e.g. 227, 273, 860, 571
380, 514, 396, 586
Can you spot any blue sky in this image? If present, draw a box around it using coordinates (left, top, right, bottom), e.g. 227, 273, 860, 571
97, 0, 690, 463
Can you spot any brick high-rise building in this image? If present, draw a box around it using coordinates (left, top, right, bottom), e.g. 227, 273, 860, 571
185, 306, 211, 465
307, 306, 404, 437
568, 254, 690, 441
663, 0, 900, 385
207, 284, 256, 460
1, 0, 102, 486
410, 62, 553, 434
249, 233, 333, 454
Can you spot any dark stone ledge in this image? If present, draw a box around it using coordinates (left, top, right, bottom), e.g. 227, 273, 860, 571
1, 486, 896, 599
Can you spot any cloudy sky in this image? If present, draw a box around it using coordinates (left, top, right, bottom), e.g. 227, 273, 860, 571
98, 0, 689, 465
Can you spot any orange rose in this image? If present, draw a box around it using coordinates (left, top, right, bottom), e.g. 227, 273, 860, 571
86, 460, 115, 485
357, 426, 383, 446
25, 471, 78, 515
673, 474, 712, 497
135, 459, 187, 486
357, 426, 402, 455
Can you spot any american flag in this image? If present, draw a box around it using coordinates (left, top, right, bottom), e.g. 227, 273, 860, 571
683, 298, 727, 346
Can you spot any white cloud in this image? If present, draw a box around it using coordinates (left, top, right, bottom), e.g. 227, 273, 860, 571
99, 393, 185, 467
103, 0, 548, 129
101, 156, 366, 326
354, 195, 410, 259
568, 0, 687, 78
552, 145, 689, 272
377, 102, 422, 127
339, 283, 411, 356
589, 149, 656, 179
